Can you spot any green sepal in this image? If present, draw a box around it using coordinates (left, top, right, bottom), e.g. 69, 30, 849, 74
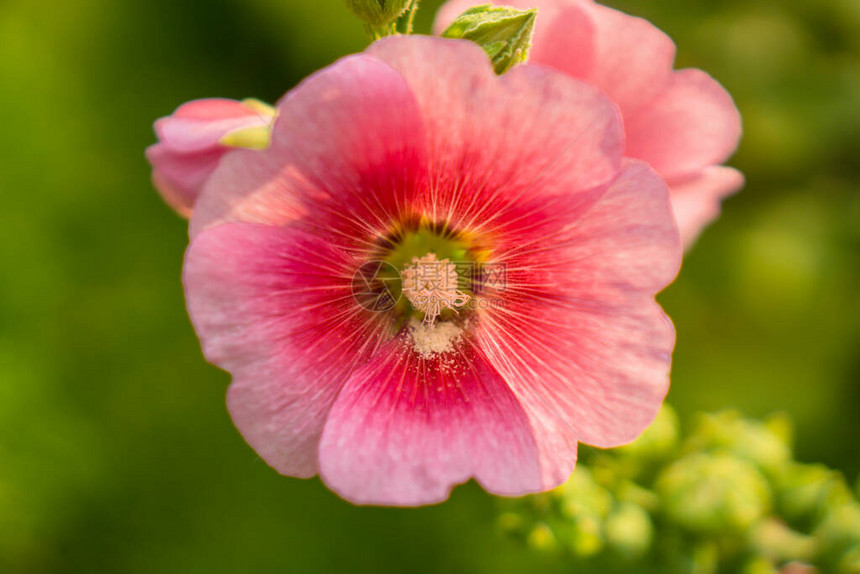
345, 0, 413, 27
219, 126, 272, 150
441, 4, 537, 74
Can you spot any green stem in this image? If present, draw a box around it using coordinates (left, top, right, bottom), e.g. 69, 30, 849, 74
366, 21, 397, 40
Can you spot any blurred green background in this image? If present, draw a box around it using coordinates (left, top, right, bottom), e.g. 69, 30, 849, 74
0, 0, 857, 571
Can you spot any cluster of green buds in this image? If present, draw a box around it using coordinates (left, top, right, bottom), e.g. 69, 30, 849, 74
499, 406, 860, 574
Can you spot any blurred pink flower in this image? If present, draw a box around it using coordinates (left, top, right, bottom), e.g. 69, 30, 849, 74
437, 0, 743, 247
183, 37, 681, 505
146, 98, 274, 217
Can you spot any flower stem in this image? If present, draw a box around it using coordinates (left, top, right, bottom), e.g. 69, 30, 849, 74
366, 22, 397, 40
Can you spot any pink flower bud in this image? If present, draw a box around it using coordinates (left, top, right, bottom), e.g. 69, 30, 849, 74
145, 98, 275, 217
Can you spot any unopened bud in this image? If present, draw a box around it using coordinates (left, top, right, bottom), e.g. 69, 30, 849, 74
603, 502, 653, 557
218, 99, 276, 150
496, 512, 526, 536
615, 480, 660, 512
559, 466, 612, 520
527, 522, 557, 552
742, 557, 778, 574
815, 502, 860, 556
687, 411, 791, 474
656, 453, 771, 535
839, 545, 860, 574
750, 518, 817, 563
441, 5, 537, 74
344, 0, 412, 26
568, 515, 603, 557
774, 463, 847, 523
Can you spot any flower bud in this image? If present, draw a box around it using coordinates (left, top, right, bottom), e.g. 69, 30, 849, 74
496, 512, 526, 536
615, 480, 660, 512
686, 411, 792, 474
838, 545, 860, 574
145, 98, 275, 217
344, 0, 412, 27
765, 412, 794, 447
441, 5, 537, 74
742, 557, 778, 574
527, 522, 557, 552
656, 453, 771, 535
750, 518, 817, 563
603, 502, 654, 557
568, 515, 603, 557
774, 462, 847, 523
815, 502, 860, 556
558, 466, 612, 520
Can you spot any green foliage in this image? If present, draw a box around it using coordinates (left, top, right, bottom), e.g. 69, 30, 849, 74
499, 406, 860, 573
657, 453, 772, 535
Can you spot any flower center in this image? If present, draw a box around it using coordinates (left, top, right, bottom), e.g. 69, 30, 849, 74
372, 224, 478, 325
355, 222, 491, 356
401, 253, 471, 325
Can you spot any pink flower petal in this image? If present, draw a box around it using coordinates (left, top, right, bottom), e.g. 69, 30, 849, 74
434, 0, 675, 116
478, 161, 681, 449
625, 69, 742, 180
177, 36, 681, 504
150, 171, 194, 218
318, 335, 544, 506
145, 142, 223, 207
366, 36, 624, 223
190, 54, 428, 239
668, 166, 745, 247
184, 223, 389, 477
156, 98, 271, 153
529, 3, 595, 80
193, 38, 623, 242
172, 98, 260, 121
434, 0, 743, 246
570, 1, 676, 116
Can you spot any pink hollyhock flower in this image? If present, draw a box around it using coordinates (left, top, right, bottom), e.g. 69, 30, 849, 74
436, 0, 743, 247
145, 98, 275, 217
183, 36, 682, 506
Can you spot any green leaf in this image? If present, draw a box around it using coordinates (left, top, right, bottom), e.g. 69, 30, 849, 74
441, 4, 537, 74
